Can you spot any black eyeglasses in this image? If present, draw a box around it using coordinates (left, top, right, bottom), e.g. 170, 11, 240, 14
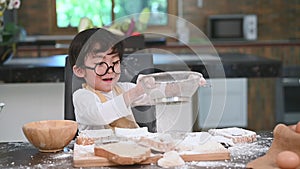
83, 60, 121, 76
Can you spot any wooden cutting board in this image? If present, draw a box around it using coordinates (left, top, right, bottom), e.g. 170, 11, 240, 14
73, 143, 230, 167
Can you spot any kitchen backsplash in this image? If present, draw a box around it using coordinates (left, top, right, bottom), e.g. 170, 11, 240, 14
17, 0, 299, 41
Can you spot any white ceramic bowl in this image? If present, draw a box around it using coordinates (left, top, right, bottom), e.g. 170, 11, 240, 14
139, 71, 202, 104
22, 120, 78, 152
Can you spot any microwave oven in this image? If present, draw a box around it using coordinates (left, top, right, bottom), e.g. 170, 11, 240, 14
207, 14, 257, 41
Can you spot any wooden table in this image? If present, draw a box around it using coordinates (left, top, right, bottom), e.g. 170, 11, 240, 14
0, 131, 273, 169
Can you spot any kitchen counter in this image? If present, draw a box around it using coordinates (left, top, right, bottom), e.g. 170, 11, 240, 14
0, 131, 273, 169
153, 53, 281, 78
0, 55, 66, 83
0, 53, 281, 83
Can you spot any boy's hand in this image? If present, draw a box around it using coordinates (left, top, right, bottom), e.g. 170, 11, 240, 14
137, 74, 156, 89
188, 74, 208, 87
199, 77, 208, 87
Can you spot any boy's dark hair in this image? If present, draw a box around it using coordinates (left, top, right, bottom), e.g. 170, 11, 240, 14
68, 28, 124, 68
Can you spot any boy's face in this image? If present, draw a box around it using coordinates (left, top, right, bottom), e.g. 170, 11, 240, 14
79, 43, 121, 92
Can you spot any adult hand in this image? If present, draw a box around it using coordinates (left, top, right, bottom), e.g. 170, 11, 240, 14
288, 121, 300, 133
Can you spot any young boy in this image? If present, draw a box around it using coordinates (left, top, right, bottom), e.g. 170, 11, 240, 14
68, 28, 148, 131
68, 28, 207, 132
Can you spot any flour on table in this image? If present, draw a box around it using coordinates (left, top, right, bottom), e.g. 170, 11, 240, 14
157, 151, 185, 168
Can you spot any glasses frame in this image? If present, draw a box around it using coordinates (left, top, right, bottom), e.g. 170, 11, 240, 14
83, 60, 121, 76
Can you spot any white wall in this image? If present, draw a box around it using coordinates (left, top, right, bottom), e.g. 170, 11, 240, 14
0, 83, 64, 142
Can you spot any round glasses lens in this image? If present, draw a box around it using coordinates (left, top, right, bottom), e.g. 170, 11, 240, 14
95, 61, 121, 76
95, 62, 108, 76
113, 61, 121, 74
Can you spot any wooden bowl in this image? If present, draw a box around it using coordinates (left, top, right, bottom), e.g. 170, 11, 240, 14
22, 120, 78, 152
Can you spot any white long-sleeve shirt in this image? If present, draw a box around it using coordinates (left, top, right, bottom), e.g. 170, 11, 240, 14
73, 82, 148, 131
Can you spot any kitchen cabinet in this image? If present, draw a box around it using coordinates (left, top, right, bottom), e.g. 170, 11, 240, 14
196, 78, 248, 129
0, 52, 282, 139
0, 83, 64, 142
